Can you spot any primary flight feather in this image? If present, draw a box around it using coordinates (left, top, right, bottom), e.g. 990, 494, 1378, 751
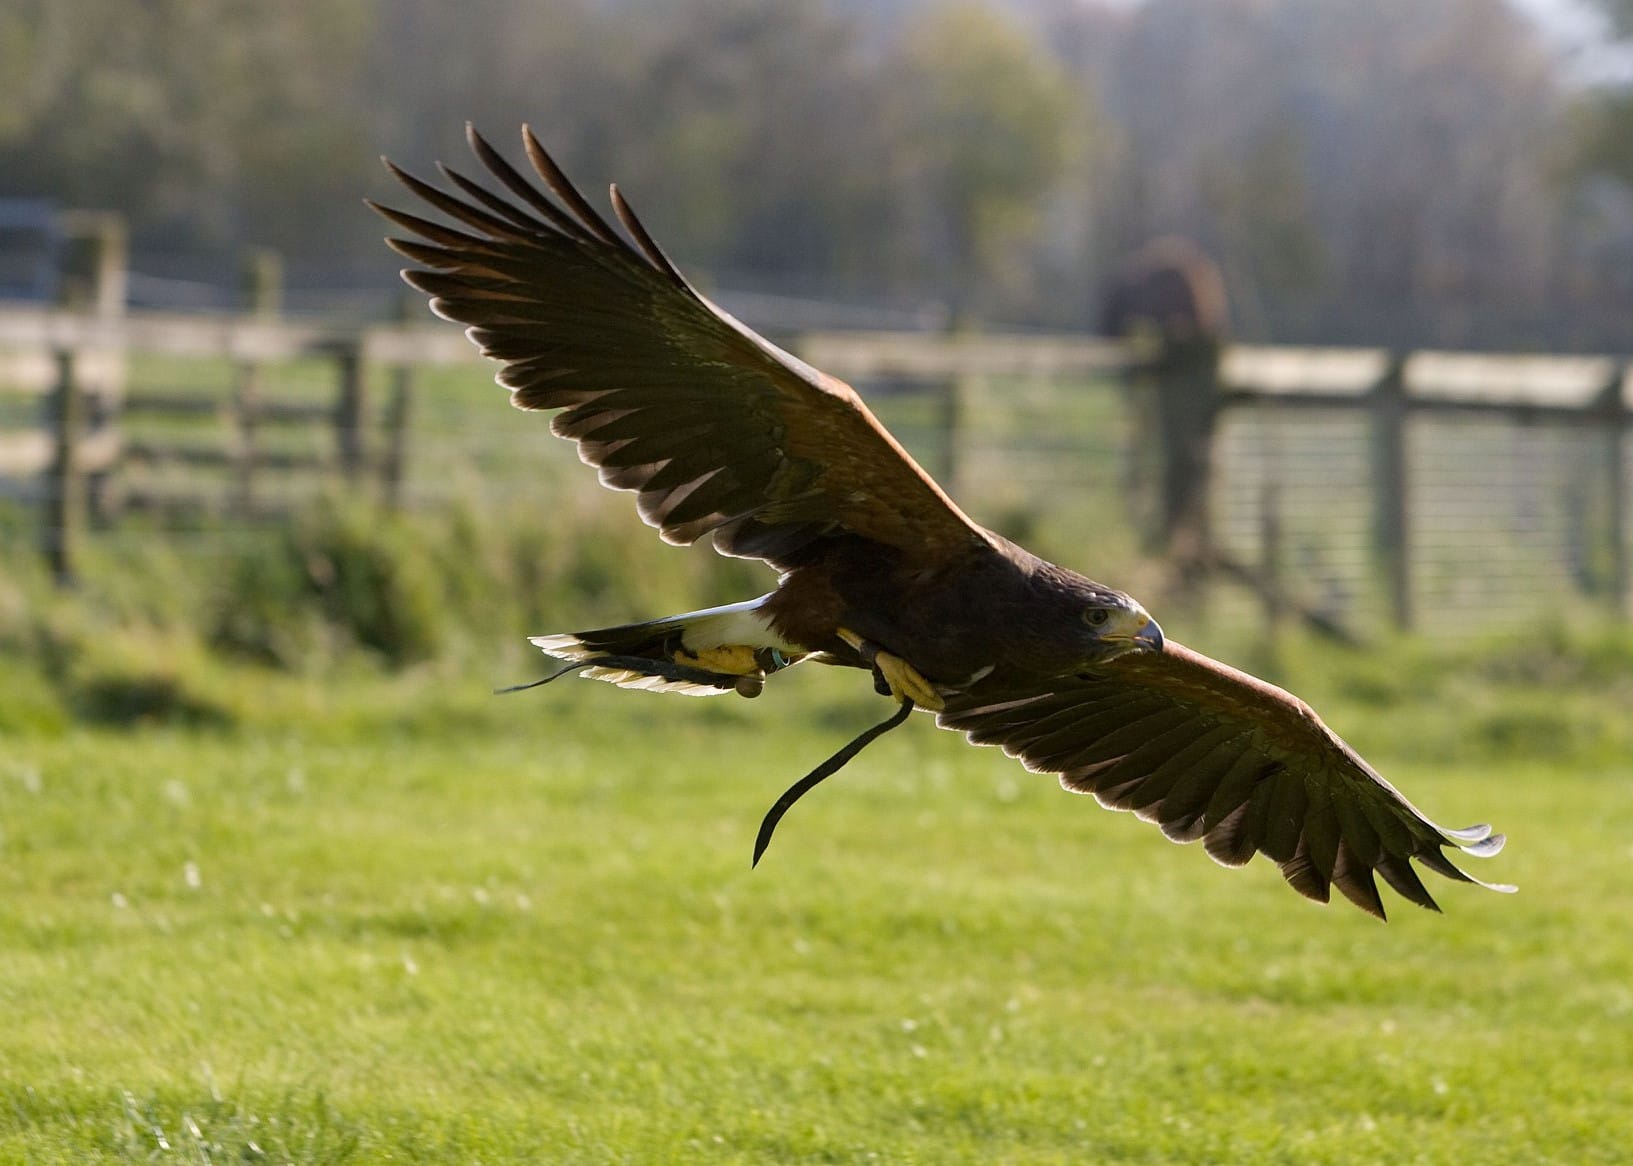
372, 125, 1511, 918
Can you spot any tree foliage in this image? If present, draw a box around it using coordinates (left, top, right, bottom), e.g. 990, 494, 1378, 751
891, 3, 1078, 310
0, 0, 375, 254
1574, 0, 1633, 185
0, 0, 1629, 346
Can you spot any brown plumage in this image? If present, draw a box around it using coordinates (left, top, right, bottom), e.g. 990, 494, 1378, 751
372, 125, 1511, 919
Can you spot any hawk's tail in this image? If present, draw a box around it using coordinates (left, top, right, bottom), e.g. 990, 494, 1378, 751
528, 594, 805, 698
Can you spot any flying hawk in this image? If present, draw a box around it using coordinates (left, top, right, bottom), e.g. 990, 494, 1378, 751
371, 125, 1511, 919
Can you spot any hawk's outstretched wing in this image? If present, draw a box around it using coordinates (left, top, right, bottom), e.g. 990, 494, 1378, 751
937, 641, 1512, 918
371, 125, 991, 571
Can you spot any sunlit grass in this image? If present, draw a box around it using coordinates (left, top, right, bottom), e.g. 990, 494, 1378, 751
1, 656, 1629, 1163
4, 371, 1631, 1160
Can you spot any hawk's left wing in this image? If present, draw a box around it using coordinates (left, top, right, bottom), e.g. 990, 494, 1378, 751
936, 641, 1511, 918
371, 125, 993, 573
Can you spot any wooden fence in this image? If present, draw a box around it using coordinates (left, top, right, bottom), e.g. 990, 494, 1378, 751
2, 300, 1630, 633
0, 305, 474, 583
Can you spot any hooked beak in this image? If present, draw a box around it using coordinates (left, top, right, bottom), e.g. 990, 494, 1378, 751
1096, 606, 1165, 658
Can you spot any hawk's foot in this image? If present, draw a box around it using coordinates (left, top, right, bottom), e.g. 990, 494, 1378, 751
835, 628, 945, 711
675, 644, 761, 676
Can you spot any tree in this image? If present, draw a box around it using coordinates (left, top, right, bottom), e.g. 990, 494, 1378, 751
1101, 0, 1564, 346
1573, 1, 1633, 185
569, 0, 900, 294
890, 2, 1080, 317
0, 0, 376, 259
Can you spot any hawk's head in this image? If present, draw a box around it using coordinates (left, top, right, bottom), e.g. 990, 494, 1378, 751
1078, 590, 1164, 663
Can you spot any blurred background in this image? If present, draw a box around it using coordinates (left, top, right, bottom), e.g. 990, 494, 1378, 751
8, 11, 1633, 1158
4, 0, 1633, 709
4, 0, 1633, 342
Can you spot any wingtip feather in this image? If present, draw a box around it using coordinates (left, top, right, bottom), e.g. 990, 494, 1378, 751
521, 124, 622, 245
1457, 832, 1506, 859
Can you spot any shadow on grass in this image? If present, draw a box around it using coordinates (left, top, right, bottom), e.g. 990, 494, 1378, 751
71, 671, 235, 729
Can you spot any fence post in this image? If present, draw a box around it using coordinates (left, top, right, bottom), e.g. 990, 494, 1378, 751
233, 249, 281, 514
42, 349, 83, 587
334, 341, 367, 481
935, 318, 979, 499
239, 247, 283, 318
1371, 353, 1413, 631
376, 294, 418, 510
233, 360, 261, 515
54, 215, 128, 526
940, 373, 968, 500
380, 366, 413, 511
56, 212, 127, 317
1259, 475, 1285, 648
41, 214, 124, 581
1151, 333, 1223, 581
1602, 363, 1630, 622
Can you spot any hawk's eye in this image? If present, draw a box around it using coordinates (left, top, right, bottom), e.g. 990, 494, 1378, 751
1084, 608, 1111, 628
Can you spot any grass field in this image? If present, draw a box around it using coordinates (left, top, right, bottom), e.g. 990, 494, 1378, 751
7, 248, 1630, 1162
2, 638, 1631, 1163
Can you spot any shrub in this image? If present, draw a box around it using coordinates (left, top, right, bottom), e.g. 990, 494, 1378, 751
209, 497, 445, 668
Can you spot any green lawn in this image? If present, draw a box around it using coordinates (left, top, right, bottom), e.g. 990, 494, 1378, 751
1, 658, 1629, 1164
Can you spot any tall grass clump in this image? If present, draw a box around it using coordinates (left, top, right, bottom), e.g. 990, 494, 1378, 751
210, 496, 446, 668
198, 488, 772, 673
0, 513, 229, 730
3, 489, 778, 729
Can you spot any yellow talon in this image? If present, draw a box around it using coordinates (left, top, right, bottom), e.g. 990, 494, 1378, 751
836, 627, 944, 711
876, 652, 945, 710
